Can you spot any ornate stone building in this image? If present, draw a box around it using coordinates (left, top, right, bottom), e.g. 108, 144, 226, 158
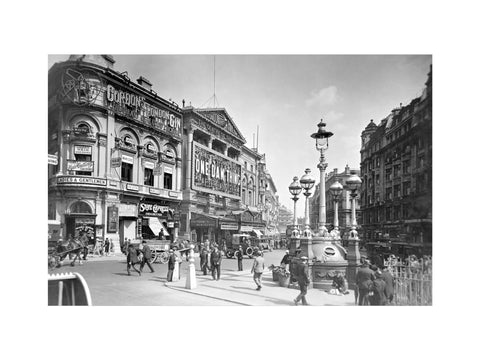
359, 66, 432, 256
48, 55, 183, 252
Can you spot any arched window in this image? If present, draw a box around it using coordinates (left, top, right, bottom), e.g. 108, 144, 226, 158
70, 201, 93, 214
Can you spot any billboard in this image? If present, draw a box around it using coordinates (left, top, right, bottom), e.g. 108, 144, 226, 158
192, 142, 241, 199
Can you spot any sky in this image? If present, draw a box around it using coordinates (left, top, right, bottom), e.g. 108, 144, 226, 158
48, 54, 431, 211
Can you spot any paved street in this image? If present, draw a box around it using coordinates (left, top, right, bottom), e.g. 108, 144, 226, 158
48, 249, 355, 305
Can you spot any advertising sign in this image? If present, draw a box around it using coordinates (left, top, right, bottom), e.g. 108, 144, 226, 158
111, 157, 121, 168
107, 206, 118, 233
74, 145, 92, 155
56, 176, 107, 186
105, 84, 182, 138
48, 154, 58, 165
138, 200, 171, 217
67, 160, 94, 172
192, 143, 241, 199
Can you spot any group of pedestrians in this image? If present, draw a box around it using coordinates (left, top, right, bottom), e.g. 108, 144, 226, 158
356, 256, 394, 306
126, 241, 155, 276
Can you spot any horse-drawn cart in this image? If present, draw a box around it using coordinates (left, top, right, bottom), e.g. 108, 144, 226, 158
48, 239, 87, 270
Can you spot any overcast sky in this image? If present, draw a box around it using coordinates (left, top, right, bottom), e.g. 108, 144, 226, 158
48, 54, 431, 211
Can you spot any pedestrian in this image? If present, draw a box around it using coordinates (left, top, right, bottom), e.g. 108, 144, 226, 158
80, 232, 89, 260
166, 249, 176, 282
370, 266, 388, 306
158, 229, 166, 240
126, 244, 141, 276
210, 247, 222, 280
236, 247, 244, 271
280, 250, 290, 271
251, 251, 265, 290
199, 248, 208, 275
110, 239, 115, 255
204, 238, 210, 251
379, 265, 394, 304
331, 271, 349, 295
356, 257, 375, 305
104, 238, 110, 256
139, 240, 155, 273
293, 256, 310, 305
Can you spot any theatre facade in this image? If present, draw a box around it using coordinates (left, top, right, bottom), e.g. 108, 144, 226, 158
48, 55, 183, 252
180, 107, 265, 247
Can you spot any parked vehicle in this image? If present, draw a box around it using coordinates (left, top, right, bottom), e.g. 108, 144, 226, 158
225, 234, 255, 259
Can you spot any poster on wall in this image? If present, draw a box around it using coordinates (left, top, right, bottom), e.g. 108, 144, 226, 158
107, 206, 118, 233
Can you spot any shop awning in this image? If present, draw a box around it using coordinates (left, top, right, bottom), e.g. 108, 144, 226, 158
251, 229, 262, 238
147, 216, 169, 236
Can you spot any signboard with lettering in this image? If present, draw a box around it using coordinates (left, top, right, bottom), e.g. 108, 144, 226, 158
220, 223, 238, 230
74, 145, 92, 155
153, 164, 162, 175
138, 200, 171, 217
192, 143, 241, 199
56, 176, 107, 186
67, 160, 94, 172
48, 154, 58, 165
105, 84, 182, 138
107, 206, 118, 233
111, 157, 121, 168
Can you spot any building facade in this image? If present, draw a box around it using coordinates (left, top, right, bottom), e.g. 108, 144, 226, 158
48, 55, 183, 252
359, 66, 432, 256
179, 107, 266, 247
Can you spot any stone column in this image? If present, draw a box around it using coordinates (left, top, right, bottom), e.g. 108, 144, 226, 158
317, 154, 328, 233
185, 129, 194, 190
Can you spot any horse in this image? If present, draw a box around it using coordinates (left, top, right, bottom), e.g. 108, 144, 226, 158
56, 237, 88, 267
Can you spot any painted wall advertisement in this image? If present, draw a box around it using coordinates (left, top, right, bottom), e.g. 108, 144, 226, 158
104, 84, 182, 138
192, 143, 241, 199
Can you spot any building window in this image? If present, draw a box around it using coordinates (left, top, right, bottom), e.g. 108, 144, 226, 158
75, 153, 92, 176
144, 167, 154, 186
163, 173, 172, 190
242, 189, 246, 203
121, 162, 133, 182
386, 187, 392, 200
385, 168, 392, 181
403, 181, 411, 196
403, 160, 410, 174
394, 184, 401, 198
394, 164, 401, 177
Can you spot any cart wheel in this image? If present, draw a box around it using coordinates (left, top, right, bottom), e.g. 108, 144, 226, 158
234, 250, 241, 259
246, 247, 254, 258
159, 252, 169, 264
149, 253, 158, 264
226, 250, 234, 259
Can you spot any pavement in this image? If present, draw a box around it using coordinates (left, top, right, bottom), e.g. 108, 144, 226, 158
165, 268, 356, 306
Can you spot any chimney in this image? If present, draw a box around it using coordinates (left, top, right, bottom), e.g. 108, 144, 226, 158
137, 76, 152, 91
345, 164, 350, 174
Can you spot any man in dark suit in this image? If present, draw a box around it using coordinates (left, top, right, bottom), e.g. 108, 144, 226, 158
356, 259, 375, 305
139, 240, 155, 273
379, 265, 394, 304
210, 247, 222, 280
294, 256, 310, 305
199, 248, 208, 275
166, 249, 176, 282
236, 247, 244, 271
126, 244, 141, 276
370, 267, 388, 306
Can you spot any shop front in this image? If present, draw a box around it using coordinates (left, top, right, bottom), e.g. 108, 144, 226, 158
138, 199, 177, 242
190, 212, 218, 247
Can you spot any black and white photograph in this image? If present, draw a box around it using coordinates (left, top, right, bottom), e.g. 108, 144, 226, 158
4, 1, 480, 360
47, 54, 432, 307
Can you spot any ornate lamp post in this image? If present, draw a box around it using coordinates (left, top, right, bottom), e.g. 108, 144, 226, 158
299, 168, 315, 237
288, 176, 302, 238
345, 172, 362, 239
311, 120, 333, 235
329, 179, 343, 240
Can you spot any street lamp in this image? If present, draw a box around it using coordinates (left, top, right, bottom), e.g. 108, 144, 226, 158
329, 179, 343, 240
300, 168, 315, 237
345, 171, 362, 239
288, 176, 302, 238
311, 120, 333, 235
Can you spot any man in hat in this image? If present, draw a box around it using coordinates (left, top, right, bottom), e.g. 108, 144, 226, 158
139, 240, 155, 273
378, 265, 394, 304
370, 266, 388, 305
126, 244, 141, 276
210, 247, 222, 280
280, 250, 290, 271
294, 256, 310, 305
166, 249, 176, 282
251, 251, 265, 290
356, 256, 375, 305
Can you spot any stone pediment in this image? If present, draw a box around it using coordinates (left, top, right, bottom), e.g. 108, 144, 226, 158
195, 108, 246, 143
